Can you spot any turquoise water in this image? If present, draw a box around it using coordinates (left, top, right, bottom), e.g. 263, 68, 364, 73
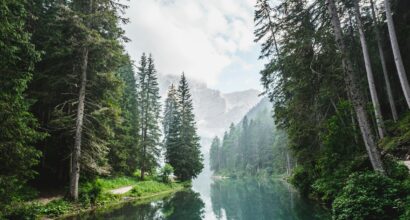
67, 177, 329, 220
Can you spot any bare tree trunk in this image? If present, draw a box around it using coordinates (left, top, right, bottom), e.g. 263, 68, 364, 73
370, 0, 398, 121
353, 0, 386, 138
326, 0, 385, 173
384, 0, 410, 108
70, 47, 89, 201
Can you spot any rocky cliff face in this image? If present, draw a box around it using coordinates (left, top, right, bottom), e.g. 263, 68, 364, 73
158, 74, 261, 150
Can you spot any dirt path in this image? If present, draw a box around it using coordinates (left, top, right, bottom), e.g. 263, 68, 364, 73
109, 186, 133, 195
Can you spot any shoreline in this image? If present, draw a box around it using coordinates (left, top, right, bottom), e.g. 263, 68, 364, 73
43, 184, 186, 220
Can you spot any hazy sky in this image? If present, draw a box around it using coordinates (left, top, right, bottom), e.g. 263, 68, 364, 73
120, 0, 263, 93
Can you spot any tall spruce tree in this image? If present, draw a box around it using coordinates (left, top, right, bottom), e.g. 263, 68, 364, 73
67, 0, 129, 200
163, 84, 181, 170
0, 0, 45, 211
209, 137, 221, 173
109, 59, 140, 175
137, 54, 161, 180
172, 73, 203, 181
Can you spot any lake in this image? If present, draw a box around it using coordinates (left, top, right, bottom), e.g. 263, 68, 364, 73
66, 171, 329, 220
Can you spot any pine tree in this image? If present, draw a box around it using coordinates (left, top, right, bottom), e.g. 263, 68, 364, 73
137, 54, 161, 180
326, 0, 384, 173
0, 0, 45, 211
174, 73, 203, 181
383, 0, 410, 108
369, 0, 398, 121
163, 84, 181, 171
163, 84, 179, 143
209, 137, 221, 172
110, 59, 140, 175
68, 0, 129, 200
353, 0, 386, 138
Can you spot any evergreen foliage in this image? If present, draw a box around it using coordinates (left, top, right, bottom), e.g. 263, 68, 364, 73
209, 98, 289, 177
0, 0, 204, 214
163, 74, 204, 181
0, 0, 45, 212
137, 53, 162, 180
109, 60, 140, 175
254, 0, 410, 218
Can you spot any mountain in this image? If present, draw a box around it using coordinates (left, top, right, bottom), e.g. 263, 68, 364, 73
158, 74, 262, 150
239, 97, 272, 123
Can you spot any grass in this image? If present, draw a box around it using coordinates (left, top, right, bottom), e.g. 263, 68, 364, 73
6, 176, 186, 219
97, 176, 139, 190
129, 180, 182, 197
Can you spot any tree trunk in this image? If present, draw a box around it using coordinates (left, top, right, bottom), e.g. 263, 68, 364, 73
70, 47, 88, 201
141, 141, 146, 180
326, 0, 385, 173
286, 151, 291, 176
384, 0, 410, 108
353, 0, 386, 138
370, 0, 398, 121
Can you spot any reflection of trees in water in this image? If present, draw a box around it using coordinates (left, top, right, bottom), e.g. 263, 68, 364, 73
210, 179, 329, 220
74, 201, 161, 220
162, 190, 205, 220
71, 190, 205, 220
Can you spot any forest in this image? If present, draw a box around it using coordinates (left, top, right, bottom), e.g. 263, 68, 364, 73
210, 98, 290, 177
251, 0, 410, 219
0, 0, 203, 218
3, 0, 410, 219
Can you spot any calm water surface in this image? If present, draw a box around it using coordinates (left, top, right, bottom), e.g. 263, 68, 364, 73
67, 171, 329, 220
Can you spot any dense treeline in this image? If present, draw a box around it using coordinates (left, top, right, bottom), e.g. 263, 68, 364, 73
209, 98, 289, 177
254, 0, 410, 218
0, 0, 202, 216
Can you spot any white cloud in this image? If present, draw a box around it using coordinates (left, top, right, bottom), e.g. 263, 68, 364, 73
121, 0, 259, 87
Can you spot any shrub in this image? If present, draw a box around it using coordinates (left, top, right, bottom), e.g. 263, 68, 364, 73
290, 166, 313, 195
133, 170, 141, 179
38, 199, 71, 217
333, 172, 403, 220
160, 164, 174, 183
4, 202, 41, 220
79, 179, 103, 205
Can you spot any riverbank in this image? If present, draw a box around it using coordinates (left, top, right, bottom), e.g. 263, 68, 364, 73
5, 177, 188, 219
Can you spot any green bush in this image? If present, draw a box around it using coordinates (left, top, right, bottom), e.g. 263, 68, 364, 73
384, 156, 410, 181
160, 164, 174, 183
333, 172, 403, 220
79, 179, 103, 205
290, 166, 313, 195
4, 202, 41, 220
38, 199, 71, 217
133, 170, 141, 179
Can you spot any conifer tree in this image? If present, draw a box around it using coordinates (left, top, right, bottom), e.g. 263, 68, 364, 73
137, 54, 161, 180
110, 60, 140, 175
163, 84, 179, 143
209, 137, 221, 172
163, 84, 181, 169
173, 73, 204, 181
67, 0, 128, 200
0, 0, 45, 210
383, 0, 410, 108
